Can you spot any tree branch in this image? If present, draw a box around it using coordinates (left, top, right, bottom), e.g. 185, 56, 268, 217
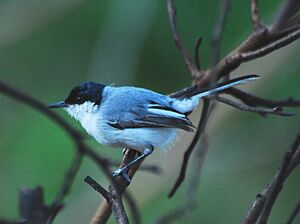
168, 99, 211, 198
251, 0, 264, 31
89, 149, 143, 224
225, 88, 300, 108
271, 0, 300, 32
211, 0, 231, 65
85, 176, 129, 224
241, 133, 300, 224
216, 96, 295, 117
286, 197, 300, 224
167, 0, 200, 79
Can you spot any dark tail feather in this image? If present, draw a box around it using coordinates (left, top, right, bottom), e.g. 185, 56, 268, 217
174, 74, 259, 99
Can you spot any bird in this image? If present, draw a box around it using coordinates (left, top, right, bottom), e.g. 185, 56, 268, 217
48, 74, 259, 177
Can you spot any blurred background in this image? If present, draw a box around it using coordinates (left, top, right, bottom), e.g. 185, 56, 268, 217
0, 0, 299, 223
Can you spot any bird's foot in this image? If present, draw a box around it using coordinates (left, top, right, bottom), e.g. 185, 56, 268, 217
122, 148, 128, 155
112, 168, 131, 183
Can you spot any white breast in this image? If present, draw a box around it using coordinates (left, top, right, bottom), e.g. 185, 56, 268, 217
65, 101, 178, 151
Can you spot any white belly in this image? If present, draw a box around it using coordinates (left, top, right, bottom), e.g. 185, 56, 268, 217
97, 123, 177, 152
74, 108, 177, 152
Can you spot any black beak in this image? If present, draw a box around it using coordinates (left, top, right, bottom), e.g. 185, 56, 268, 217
48, 101, 68, 109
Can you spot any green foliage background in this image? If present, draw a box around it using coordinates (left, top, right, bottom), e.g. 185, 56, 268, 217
0, 0, 299, 223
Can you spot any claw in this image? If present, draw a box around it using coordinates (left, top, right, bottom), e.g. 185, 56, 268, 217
112, 168, 123, 177
122, 172, 131, 183
122, 148, 128, 155
112, 168, 131, 183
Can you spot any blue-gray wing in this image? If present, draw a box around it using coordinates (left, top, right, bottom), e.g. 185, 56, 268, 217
108, 105, 195, 131
104, 87, 195, 132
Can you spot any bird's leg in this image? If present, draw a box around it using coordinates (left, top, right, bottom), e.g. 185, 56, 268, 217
122, 148, 128, 155
112, 146, 154, 178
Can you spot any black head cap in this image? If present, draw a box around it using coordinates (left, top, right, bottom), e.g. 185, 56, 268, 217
64, 82, 106, 106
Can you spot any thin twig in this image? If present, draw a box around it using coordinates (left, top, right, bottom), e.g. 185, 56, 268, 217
85, 176, 129, 224
0, 220, 23, 224
84, 176, 110, 202
123, 192, 141, 224
168, 0, 231, 198
225, 88, 300, 108
48, 151, 83, 223
211, 0, 231, 65
216, 96, 295, 117
0, 80, 112, 223
286, 197, 300, 224
258, 134, 300, 224
157, 116, 212, 223
90, 149, 144, 224
251, 0, 264, 31
0, 81, 81, 140
198, 26, 300, 87
167, 0, 200, 79
168, 99, 211, 198
194, 37, 202, 70
242, 133, 300, 224
271, 0, 300, 32
240, 28, 300, 61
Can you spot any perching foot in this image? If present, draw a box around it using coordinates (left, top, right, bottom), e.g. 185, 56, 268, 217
112, 167, 131, 183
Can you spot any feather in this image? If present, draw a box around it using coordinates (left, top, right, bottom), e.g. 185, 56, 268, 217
108, 101, 195, 132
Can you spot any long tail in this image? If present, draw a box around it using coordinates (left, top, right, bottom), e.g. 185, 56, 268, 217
191, 74, 259, 101
171, 74, 259, 114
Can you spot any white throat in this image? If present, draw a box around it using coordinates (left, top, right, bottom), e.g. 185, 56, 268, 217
65, 101, 100, 136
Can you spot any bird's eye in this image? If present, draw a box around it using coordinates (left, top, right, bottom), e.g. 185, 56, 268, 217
76, 95, 85, 104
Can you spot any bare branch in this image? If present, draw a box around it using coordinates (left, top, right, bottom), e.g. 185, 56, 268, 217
211, 0, 231, 65
225, 88, 300, 108
216, 96, 294, 116
0, 81, 81, 140
251, 0, 264, 31
84, 176, 110, 202
240, 28, 300, 61
0, 80, 113, 223
85, 176, 129, 224
199, 27, 300, 86
271, 0, 300, 32
19, 187, 51, 224
90, 149, 144, 224
168, 0, 231, 198
158, 124, 211, 223
194, 37, 202, 70
167, 0, 200, 79
241, 193, 267, 224
123, 192, 141, 224
48, 152, 83, 222
286, 197, 300, 224
242, 133, 300, 224
168, 99, 211, 198
0, 220, 23, 224
258, 134, 300, 224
